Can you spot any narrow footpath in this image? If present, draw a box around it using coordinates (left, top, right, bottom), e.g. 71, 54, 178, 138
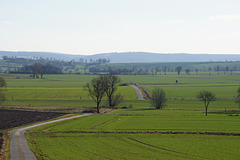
130, 85, 145, 100
10, 113, 92, 160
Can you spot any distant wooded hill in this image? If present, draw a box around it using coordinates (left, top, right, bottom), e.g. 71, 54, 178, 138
1, 51, 240, 63
1, 52, 240, 75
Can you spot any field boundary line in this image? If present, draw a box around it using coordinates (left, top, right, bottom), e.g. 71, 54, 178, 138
31, 130, 240, 136
137, 86, 152, 100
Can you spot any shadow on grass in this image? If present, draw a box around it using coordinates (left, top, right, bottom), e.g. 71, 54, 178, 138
119, 108, 156, 111
208, 110, 240, 115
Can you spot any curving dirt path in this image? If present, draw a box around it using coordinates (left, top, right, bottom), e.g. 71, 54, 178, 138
10, 113, 92, 160
130, 85, 145, 100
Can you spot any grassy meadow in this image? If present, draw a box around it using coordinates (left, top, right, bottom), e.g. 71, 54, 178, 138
0, 74, 136, 102
1, 72, 240, 159
2, 73, 240, 102
28, 107, 240, 160
27, 132, 240, 160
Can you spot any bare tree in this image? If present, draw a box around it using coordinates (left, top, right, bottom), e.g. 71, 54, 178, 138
195, 69, 199, 75
163, 66, 167, 75
111, 93, 124, 108
216, 65, 220, 75
197, 90, 216, 116
31, 63, 43, 78
207, 67, 212, 75
185, 69, 190, 75
0, 77, 7, 104
151, 88, 167, 109
175, 66, 182, 75
101, 74, 121, 108
235, 87, 240, 108
85, 77, 105, 113
225, 66, 229, 73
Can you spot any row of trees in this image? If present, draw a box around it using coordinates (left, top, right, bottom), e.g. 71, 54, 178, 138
2, 55, 110, 65
2, 56, 110, 74
85, 76, 240, 115
88, 65, 236, 75
86, 75, 218, 116
150, 88, 216, 116
150, 87, 240, 116
82, 58, 110, 64
14, 63, 62, 78
85, 74, 122, 113
3, 55, 240, 75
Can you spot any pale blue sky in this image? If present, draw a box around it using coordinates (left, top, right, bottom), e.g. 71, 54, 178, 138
1, 0, 240, 55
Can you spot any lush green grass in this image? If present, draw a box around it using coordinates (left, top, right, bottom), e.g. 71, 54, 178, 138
143, 84, 239, 98
5, 86, 135, 100
2, 73, 240, 159
1, 74, 96, 88
31, 111, 240, 133
27, 132, 240, 160
1, 74, 136, 100
1, 73, 240, 101
101, 115, 240, 133
30, 115, 119, 132
2, 100, 96, 107
28, 98, 240, 159
117, 99, 236, 111
163, 99, 236, 110
120, 74, 240, 84
135, 74, 240, 99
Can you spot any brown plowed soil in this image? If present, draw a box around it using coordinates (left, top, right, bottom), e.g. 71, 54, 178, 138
0, 109, 65, 158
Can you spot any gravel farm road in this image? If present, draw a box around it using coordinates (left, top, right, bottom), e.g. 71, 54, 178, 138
130, 85, 145, 100
10, 113, 92, 160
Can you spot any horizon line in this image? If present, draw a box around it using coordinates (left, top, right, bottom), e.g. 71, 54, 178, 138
1, 50, 240, 56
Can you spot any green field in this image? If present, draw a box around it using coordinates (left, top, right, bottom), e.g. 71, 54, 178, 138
28, 107, 240, 160
28, 132, 240, 160
2, 73, 240, 102
1, 73, 240, 159
0, 74, 136, 101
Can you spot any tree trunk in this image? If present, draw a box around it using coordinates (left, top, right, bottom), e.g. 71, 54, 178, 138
109, 96, 112, 108
97, 102, 100, 114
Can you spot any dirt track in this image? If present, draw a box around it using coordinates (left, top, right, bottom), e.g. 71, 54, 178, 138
130, 85, 144, 100
10, 114, 92, 160
138, 83, 186, 85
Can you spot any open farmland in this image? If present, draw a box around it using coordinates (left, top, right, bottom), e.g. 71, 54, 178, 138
27, 107, 240, 160
1, 73, 240, 102
27, 132, 240, 160
0, 74, 136, 103
27, 73, 240, 160
1, 72, 240, 159
5, 86, 133, 100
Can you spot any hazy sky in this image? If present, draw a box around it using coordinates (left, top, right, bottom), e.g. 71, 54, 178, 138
1, 0, 240, 55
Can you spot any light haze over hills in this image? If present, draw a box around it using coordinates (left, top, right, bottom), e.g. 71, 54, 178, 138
0, 51, 240, 63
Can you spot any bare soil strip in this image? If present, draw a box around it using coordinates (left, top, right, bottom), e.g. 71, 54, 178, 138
137, 86, 152, 100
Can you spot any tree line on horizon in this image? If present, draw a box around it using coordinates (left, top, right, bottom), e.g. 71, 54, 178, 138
1, 55, 240, 75
89, 65, 235, 75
